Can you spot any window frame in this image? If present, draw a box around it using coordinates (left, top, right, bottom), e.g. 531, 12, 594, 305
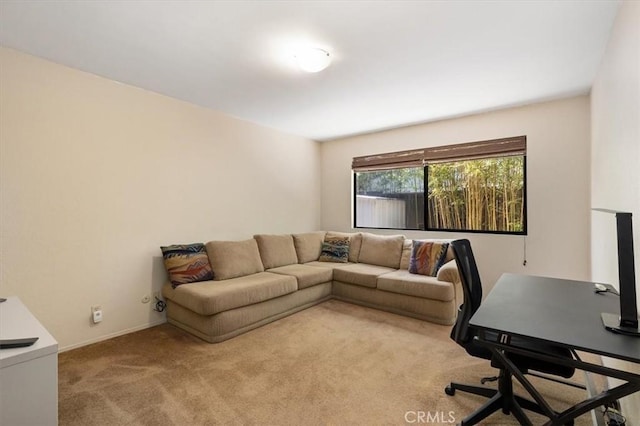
352, 169, 426, 231
352, 136, 527, 235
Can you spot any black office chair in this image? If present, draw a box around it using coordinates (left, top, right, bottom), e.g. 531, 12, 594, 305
445, 239, 577, 425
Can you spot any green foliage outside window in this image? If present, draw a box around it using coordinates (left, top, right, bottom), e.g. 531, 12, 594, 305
427, 157, 525, 233
354, 156, 525, 234
356, 168, 423, 194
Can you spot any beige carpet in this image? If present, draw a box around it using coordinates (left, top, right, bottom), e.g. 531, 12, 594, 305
59, 300, 594, 425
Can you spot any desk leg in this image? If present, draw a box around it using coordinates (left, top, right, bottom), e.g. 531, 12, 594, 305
584, 372, 606, 426
553, 381, 640, 425
488, 345, 640, 426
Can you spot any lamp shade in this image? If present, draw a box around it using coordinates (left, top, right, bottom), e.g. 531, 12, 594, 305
294, 48, 331, 73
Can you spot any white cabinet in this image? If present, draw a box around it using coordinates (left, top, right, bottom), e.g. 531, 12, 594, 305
0, 296, 58, 425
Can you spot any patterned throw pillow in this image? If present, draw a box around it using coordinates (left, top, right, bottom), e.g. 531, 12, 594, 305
318, 235, 350, 263
408, 241, 450, 277
161, 243, 214, 288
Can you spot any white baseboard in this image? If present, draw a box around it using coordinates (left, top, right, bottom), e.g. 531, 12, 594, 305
59, 318, 167, 353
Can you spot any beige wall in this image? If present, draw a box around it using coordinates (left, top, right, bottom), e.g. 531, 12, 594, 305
591, 1, 640, 422
0, 47, 321, 350
2, 11, 636, 419
320, 96, 591, 292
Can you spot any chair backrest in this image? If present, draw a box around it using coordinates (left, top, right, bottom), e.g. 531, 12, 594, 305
450, 239, 483, 345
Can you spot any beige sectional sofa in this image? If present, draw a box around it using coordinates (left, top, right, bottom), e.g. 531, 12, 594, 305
162, 232, 461, 343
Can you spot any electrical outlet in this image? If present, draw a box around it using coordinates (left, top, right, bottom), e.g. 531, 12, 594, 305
91, 305, 102, 324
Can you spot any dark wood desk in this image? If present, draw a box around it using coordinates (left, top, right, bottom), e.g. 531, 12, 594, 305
469, 274, 640, 425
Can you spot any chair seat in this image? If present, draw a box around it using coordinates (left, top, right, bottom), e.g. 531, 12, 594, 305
504, 336, 575, 378
470, 332, 575, 379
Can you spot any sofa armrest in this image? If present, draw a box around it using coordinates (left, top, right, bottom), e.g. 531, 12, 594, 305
436, 258, 458, 283
437, 258, 463, 310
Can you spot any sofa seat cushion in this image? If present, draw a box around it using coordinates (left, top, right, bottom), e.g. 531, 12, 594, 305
333, 263, 396, 288
304, 261, 357, 270
267, 264, 333, 290
377, 270, 454, 302
165, 272, 297, 316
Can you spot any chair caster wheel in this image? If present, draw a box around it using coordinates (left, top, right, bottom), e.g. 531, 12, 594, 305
445, 385, 455, 396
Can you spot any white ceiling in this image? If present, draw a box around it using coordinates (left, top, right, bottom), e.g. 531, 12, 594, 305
0, 0, 621, 141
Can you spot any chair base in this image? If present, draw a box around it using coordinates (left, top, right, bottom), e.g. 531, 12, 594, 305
445, 370, 574, 426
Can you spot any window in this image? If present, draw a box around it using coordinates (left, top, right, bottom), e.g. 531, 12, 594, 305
352, 136, 527, 234
355, 168, 424, 229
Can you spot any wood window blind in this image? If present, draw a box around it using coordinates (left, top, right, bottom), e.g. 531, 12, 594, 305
351, 149, 425, 172
352, 136, 526, 171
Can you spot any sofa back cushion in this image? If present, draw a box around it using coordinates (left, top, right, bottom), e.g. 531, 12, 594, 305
292, 231, 326, 263
206, 239, 265, 280
254, 234, 299, 269
325, 231, 362, 263
358, 233, 405, 268
399, 239, 413, 270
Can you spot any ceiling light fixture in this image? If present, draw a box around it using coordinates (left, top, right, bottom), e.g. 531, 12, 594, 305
294, 47, 331, 73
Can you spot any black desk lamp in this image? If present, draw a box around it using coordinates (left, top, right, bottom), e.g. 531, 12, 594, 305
593, 209, 640, 337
